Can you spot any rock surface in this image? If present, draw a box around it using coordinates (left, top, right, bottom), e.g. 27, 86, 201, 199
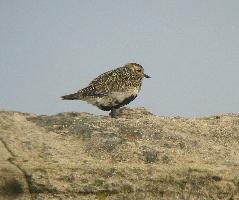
0, 107, 239, 200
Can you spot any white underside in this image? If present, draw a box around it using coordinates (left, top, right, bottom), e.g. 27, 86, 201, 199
85, 87, 140, 108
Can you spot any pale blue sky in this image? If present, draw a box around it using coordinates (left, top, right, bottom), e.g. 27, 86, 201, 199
0, 1, 239, 117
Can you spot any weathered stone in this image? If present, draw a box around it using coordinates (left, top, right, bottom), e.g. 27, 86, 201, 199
0, 108, 239, 199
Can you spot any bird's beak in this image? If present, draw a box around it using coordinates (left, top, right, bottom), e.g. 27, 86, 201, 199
144, 74, 151, 78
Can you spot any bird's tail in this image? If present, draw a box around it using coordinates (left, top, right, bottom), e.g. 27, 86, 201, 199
61, 92, 79, 100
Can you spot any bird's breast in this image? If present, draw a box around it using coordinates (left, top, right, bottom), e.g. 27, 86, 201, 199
91, 87, 140, 110
111, 87, 139, 103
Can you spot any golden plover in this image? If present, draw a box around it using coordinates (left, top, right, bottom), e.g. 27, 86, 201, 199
61, 63, 151, 117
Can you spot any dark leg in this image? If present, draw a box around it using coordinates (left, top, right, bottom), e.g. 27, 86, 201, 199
109, 108, 118, 118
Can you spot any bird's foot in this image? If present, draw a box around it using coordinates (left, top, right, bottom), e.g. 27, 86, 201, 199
109, 108, 119, 118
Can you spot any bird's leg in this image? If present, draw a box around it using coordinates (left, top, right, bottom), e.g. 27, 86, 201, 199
110, 108, 118, 118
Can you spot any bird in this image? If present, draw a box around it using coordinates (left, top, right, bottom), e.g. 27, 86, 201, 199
61, 63, 151, 118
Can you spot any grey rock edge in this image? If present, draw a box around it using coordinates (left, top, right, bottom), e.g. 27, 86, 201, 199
0, 107, 239, 200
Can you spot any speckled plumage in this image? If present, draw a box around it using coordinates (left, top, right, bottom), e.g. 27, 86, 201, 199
61, 63, 150, 117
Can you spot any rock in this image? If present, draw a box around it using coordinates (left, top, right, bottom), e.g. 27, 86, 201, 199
0, 108, 239, 199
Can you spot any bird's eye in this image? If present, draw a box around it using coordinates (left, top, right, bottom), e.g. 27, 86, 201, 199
136, 69, 141, 72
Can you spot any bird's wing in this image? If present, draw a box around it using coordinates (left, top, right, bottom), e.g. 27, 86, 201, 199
87, 69, 116, 93
79, 85, 108, 97
89, 66, 128, 93
89, 68, 116, 85
79, 69, 119, 97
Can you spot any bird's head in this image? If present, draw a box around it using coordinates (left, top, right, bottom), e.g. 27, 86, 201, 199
127, 63, 151, 79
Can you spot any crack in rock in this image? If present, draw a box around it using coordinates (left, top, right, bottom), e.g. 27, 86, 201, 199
0, 138, 33, 200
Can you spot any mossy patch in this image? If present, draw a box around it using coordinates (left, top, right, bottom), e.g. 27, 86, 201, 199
0, 178, 23, 196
